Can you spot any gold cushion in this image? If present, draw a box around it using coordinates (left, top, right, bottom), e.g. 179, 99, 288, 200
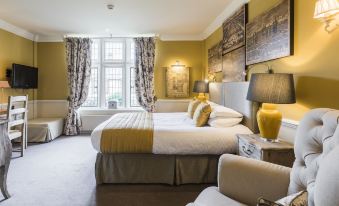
187, 99, 201, 119
193, 102, 212, 127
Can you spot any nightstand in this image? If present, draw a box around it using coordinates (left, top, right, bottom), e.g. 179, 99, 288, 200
237, 134, 295, 167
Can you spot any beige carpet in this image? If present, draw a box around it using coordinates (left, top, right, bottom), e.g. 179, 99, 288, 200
0, 135, 212, 206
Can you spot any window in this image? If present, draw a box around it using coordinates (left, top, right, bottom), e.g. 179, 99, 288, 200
82, 38, 138, 108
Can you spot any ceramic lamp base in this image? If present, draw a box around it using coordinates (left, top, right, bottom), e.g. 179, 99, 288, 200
257, 103, 282, 141
196, 93, 207, 102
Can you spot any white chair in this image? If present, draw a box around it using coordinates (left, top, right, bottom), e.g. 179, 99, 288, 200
188, 108, 339, 206
7, 95, 28, 157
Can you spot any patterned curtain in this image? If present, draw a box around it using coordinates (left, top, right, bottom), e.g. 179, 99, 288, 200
134, 37, 156, 112
63, 37, 91, 135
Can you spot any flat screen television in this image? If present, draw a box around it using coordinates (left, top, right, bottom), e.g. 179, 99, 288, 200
11, 64, 38, 89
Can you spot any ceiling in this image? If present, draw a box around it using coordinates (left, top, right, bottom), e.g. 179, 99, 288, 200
0, 0, 246, 41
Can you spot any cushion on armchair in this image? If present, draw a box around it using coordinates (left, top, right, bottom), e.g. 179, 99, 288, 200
257, 191, 308, 206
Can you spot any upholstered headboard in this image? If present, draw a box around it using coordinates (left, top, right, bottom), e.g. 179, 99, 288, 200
209, 83, 224, 105
209, 82, 259, 133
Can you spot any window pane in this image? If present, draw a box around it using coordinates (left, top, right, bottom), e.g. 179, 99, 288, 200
104, 42, 123, 61
105, 67, 123, 107
83, 66, 99, 107
91, 40, 99, 62
130, 67, 139, 107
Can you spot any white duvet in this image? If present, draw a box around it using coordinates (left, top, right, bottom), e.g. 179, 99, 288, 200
91, 112, 253, 155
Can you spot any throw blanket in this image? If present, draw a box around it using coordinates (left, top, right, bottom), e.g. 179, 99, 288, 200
100, 112, 154, 153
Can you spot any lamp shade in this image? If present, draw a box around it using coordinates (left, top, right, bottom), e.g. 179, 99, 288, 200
0, 81, 10, 88
247, 73, 296, 104
314, 0, 339, 19
193, 81, 209, 93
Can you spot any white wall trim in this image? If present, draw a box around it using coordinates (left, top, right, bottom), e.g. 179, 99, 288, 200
282, 118, 299, 129
37, 100, 68, 103
0, 19, 36, 41
279, 119, 299, 144
29, 99, 300, 140
159, 34, 205, 41
35, 35, 64, 43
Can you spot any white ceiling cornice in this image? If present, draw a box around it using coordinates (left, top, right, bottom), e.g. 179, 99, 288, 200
159, 34, 205, 41
0, 0, 249, 42
0, 19, 35, 41
201, 0, 249, 40
35, 35, 63, 43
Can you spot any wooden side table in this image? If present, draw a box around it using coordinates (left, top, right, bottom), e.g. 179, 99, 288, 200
0, 119, 11, 199
237, 134, 295, 167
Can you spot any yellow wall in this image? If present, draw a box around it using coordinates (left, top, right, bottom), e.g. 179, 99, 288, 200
3, 0, 338, 120
36, 40, 204, 100
37, 42, 68, 100
0, 28, 36, 101
155, 40, 204, 99
204, 0, 339, 121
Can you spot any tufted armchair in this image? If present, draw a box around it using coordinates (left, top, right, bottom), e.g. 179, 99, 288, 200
187, 108, 339, 206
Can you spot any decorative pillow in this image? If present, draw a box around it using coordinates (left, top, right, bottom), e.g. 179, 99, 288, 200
209, 104, 243, 119
257, 191, 308, 206
208, 117, 243, 128
193, 102, 212, 127
275, 191, 308, 206
187, 99, 201, 119
257, 198, 283, 206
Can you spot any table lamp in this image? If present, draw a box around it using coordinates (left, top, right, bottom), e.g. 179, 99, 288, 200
314, 0, 339, 33
0, 81, 10, 111
193, 80, 209, 101
247, 73, 296, 141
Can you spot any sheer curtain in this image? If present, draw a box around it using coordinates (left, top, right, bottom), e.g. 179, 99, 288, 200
63, 37, 91, 135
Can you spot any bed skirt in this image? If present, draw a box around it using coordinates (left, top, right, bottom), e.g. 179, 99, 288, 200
95, 153, 220, 185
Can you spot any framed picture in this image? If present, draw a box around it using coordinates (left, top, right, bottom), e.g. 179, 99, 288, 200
208, 41, 223, 74
166, 66, 190, 98
246, 0, 294, 65
222, 46, 246, 82
222, 5, 248, 55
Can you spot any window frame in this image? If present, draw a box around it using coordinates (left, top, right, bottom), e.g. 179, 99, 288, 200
83, 38, 138, 108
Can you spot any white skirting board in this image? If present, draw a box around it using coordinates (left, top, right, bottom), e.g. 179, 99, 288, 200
4, 99, 299, 143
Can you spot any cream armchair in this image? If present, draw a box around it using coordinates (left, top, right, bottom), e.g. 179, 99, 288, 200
188, 108, 339, 206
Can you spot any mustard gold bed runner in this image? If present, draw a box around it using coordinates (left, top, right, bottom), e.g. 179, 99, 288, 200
100, 112, 154, 153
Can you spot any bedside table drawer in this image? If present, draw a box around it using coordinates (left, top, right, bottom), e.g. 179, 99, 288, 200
237, 134, 295, 167
238, 138, 261, 160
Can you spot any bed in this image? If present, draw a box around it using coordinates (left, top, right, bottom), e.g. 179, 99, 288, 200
91, 82, 259, 185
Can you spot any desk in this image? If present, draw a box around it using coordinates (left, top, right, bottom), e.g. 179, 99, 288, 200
0, 119, 11, 199
0, 110, 7, 115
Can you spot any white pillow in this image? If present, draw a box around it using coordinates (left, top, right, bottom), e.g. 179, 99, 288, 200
208, 117, 242, 128
209, 104, 243, 118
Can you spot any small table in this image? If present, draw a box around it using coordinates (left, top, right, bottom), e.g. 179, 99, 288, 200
237, 134, 295, 167
0, 119, 11, 199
